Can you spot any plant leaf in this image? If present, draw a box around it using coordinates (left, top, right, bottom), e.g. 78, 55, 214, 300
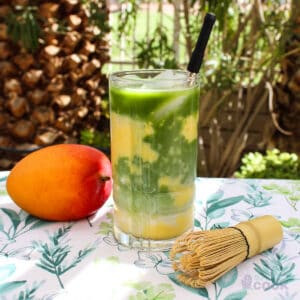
224, 290, 247, 300
0, 281, 26, 294
168, 273, 208, 297
208, 208, 225, 219
281, 218, 300, 228
260, 259, 271, 270
262, 184, 278, 190
0, 217, 5, 231
210, 222, 229, 229
207, 196, 244, 215
281, 263, 295, 277
217, 268, 238, 288
36, 263, 56, 274
54, 252, 68, 265
206, 191, 224, 204
39, 258, 56, 270
0, 264, 16, 281
0, 176, 7, 182
24, 214, 39, 227
194, 219, 201, 227
1, 208, 21, 231
29, 219, 49, 230
254, 264, 271, 280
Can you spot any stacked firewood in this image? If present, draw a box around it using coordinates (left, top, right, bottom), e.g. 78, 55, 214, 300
0, 0, 110, 169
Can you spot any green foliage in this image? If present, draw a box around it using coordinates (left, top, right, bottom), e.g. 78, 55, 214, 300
235, 149, 300, 179
110, 0, 177, 70
5, 7, 41, 52
6, 1, 111, 51
83, 0, 111, 39
136, 26, 178, 69
117, 0, 140, 39
80, 129, 110, 149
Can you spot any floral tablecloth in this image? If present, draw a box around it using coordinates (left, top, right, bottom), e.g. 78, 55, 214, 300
0, 171, 299, 300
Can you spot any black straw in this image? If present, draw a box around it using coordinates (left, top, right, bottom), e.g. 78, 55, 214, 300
187, 13, 216, 74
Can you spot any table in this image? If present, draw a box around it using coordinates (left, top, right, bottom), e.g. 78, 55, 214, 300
0, 171, 299, 300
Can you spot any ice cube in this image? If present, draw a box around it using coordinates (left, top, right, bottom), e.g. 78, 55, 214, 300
158, 70, 187, 81
141, 70, 187, 89
153, 95, 187, 119
141, 80, 175, 89
152, 70, 175, 80
122, 74, 140, 80
114, 74, 143, 88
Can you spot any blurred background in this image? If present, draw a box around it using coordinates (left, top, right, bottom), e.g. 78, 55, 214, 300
0, 0, 299, 178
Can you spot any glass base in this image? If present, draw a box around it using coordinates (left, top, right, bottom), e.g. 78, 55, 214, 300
113, 224, 180, 251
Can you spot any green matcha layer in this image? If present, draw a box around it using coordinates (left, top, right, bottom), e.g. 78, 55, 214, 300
110, 86, 199, 215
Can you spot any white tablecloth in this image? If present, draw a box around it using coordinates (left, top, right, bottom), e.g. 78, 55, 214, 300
0, 171, 299, 299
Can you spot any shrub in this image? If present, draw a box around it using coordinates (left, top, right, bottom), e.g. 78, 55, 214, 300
234, 149, 300, 179
80, 129, 110, 151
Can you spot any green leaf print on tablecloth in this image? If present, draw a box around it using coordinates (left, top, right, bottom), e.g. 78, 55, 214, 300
207, 196, 245, 216
168, 273, 208, 298
198, 191, 244, 230
223, 290, 247, 300
0, 208, 48, 257
262, 182, 300, 210
281, 217, 300, 242
281, 218, 300, 233
214, 268, 247, 300
0, 281, 27, 296
16, 281, 44, 300
33, 224, 96, 289
254, 250, 296, 290
128, 281, 175, 300
0, 264, 26, 295
0, 176, 7, 181
0, 263, 43, 298
243, 182, 272, 208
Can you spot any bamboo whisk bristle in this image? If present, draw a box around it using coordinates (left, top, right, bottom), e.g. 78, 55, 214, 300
169, 227, 248, 288
169, 215, 283, 288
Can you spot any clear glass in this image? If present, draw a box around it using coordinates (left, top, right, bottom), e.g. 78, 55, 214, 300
109, 69, 200, 250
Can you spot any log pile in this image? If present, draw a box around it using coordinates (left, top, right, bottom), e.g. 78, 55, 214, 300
0, 0, 110, 169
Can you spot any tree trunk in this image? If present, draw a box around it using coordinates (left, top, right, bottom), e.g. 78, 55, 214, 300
270, 0, 300, 154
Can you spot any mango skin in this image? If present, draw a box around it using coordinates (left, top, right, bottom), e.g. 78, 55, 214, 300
6, 144, 112, 221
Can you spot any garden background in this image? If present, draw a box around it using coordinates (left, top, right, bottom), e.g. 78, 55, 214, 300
0, 0, 299, 178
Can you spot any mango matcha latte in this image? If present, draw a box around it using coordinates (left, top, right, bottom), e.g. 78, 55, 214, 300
109, 70, 200, 249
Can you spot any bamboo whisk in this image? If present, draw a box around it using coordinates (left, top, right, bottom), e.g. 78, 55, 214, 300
169, 215, 283, 288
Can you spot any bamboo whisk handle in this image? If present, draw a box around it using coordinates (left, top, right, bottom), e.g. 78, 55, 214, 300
170, 215, 283, 288
235, 215, 283, 258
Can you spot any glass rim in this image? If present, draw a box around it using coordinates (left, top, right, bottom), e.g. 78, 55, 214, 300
109, 69, 198, 82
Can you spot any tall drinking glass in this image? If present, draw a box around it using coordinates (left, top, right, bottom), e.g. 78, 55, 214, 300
109, 69, 200, 249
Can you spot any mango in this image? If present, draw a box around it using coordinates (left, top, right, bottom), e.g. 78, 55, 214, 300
6, 144, 112, 221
